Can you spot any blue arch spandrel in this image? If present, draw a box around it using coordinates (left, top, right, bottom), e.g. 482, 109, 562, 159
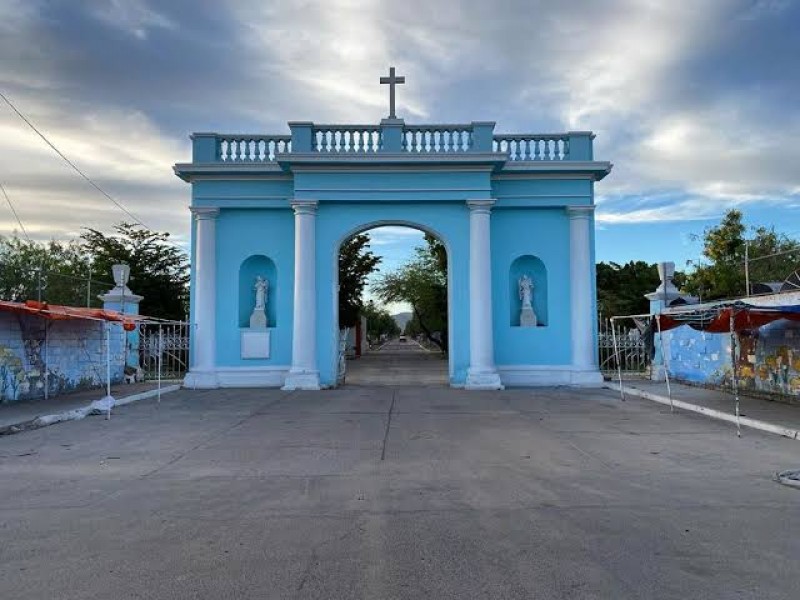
238, 255, 277, 328
509, 255, 548, 327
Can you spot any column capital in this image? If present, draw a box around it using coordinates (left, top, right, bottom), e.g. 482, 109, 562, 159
291, 200, 319, 215
566, 205, 595, 219
467, 199, 495, 214
190, 206, 220, 220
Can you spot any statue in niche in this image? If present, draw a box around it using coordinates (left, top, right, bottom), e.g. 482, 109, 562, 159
518, 274, 537, 327
250, 276, 269, 328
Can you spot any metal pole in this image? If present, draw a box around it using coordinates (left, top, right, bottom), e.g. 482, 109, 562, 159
43, 323, 49, 401
610, 317, 624, 400
105, 322, 111, 420
157, 326, 163, 404
87, 266, 92, 308
655, 314, 672, 412
730, 310, 741, 437
744, 241, 750, 297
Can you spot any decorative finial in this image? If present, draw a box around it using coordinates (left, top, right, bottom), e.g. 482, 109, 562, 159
379, 66, 405, 119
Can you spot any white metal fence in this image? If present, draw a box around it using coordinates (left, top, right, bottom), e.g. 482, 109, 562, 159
137, 321, 190, 381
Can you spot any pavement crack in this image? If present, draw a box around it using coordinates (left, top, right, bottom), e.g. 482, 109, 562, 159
380, 389, 397, 461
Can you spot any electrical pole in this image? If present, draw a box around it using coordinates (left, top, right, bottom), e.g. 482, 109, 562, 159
744, 240, 750, 297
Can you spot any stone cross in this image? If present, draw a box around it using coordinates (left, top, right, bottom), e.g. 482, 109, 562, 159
380, 66, 405, 119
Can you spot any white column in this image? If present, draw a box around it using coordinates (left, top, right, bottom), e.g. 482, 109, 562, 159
465, 200, 503, 390
568, 206, 602, 383
184, 207, 219, 389
282, 200, 321, 390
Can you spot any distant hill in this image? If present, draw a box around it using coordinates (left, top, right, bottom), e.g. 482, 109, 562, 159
392, 312, 412, 332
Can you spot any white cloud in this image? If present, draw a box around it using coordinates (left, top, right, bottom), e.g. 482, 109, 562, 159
89, 0, 175, 40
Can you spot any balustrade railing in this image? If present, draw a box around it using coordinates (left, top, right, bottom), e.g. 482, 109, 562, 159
219, 135, 291, 162
402, 125, 473, 153
493, 134, 569, 161
313, 125, 381, 153
197, 127, 589, 163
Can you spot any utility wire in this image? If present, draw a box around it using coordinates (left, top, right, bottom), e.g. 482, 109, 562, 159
0, 181, 31, 242
0, 90, 148, 229
746, 244, 800, 263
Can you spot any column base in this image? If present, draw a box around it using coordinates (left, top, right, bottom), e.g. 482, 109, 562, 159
183, 370, 219, 389
465, 367, 504, 390
281, 368, 321, 391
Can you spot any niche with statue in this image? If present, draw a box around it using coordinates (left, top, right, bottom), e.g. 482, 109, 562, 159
509, 255, 548, 327
239, 255, 276, 359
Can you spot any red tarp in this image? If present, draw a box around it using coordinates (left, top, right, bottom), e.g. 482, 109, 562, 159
0, 300, 140, 329
656, 305, 800, 333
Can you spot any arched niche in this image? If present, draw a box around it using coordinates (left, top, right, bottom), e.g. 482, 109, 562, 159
509, 255, 548, 327
239, 255, 277, 328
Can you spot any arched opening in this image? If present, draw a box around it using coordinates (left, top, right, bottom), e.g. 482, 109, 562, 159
509, 255, 548, 327
332, 222, 451, 386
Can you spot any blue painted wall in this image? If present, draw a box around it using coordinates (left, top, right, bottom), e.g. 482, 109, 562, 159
214, 208, 294, 367
491, 208, 572, 366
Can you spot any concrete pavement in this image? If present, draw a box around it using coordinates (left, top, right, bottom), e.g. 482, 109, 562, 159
345, 338, 448, 386
0, 386, 798, 599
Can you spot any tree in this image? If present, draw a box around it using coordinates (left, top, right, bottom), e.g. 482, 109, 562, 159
683, 209, 799, 300
0, 234, 96, 305
360, 300, 399, 344
596, 261, 662, 318
338, 233, 381, 328
81, 223, 189, 320
372, 239, 448, 352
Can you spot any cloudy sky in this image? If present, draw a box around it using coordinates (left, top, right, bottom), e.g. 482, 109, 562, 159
1, 0, 799, 277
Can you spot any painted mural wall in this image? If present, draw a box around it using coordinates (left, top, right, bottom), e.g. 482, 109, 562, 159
660, 319, 800, 398
0, 313, 126, 403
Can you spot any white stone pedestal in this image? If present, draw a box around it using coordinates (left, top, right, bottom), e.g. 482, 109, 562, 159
241, 329, 270, 359
520, 306, 537, 327
249, 308, 267, 329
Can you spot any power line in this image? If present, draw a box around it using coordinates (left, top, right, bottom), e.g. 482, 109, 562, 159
0, 181, 31, 242
0, 90, 148, 229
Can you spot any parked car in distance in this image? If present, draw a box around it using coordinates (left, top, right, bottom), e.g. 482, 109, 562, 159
399, 335, 407, 342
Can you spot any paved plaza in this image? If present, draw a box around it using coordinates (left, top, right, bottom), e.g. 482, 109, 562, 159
0, 378, 799, 598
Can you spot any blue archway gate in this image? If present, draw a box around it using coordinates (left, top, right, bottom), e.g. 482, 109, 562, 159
174, 118, 611, 390
328, 219, 459, 386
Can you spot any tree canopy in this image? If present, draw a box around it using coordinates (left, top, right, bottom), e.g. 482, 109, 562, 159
0, 223, 189, 319
81, 223, 189, 320
0, 235, 97, 305
372, 235, 448, 352
683, 209, 800, 300
338, 233, 381, 328
360, 300, 400, 344
596, 261, 662, 318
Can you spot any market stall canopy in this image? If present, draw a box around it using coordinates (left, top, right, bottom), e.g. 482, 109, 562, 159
655, 301, 800, 333
0, 300, 142, 330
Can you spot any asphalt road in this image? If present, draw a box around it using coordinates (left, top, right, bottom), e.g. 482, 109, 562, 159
0, 386, 798, 599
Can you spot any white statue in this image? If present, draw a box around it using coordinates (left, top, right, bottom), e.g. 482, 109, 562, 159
254, 276, 268, 310
250, 276, 268, 328
518, 274, 537, 327
519, 274, 534, 308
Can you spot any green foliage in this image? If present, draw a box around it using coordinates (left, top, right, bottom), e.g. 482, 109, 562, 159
372, 240, 448, 352
338, 233, 381, 328
0, 235, 99, 305
81, 223, 189, 320
596, 261, 664, 317
360, 300, 399, 343
683, 209, 800, 300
